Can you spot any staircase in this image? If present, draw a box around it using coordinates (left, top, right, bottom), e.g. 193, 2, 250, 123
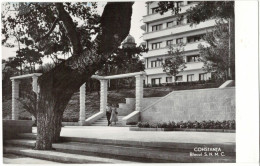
4, 133, 236, 163
91, 116, 124, 126
90, 98, 136, 126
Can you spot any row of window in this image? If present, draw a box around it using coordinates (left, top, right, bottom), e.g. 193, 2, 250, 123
151, 1, 196, 14
150, 34, 205, 50
151, 18, 185, 32
151, 73, 207, 85
149, 55, 199, 68
151, 60, 162, 68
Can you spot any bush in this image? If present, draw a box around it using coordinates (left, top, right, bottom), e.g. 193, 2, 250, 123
137, 120, 236, 130
62, 117, 78, 122
126, 122, 138, 125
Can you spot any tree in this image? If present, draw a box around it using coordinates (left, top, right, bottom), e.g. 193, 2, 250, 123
157, 1, 235, 80
98, 45, 146, 89
198, 20, 234, 80
2, 2, 134, 150
16, 47, 43, 73
162, 44, 186, 81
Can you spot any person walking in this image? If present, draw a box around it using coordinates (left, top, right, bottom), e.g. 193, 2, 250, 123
106, 103, 112, 126
110, 104, 118, 126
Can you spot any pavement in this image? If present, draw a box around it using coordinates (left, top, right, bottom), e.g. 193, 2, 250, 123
3, 154, 62, 164
33, 126, 235, 145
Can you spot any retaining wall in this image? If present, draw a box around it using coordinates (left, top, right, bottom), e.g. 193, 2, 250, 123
141, 87, 235, 123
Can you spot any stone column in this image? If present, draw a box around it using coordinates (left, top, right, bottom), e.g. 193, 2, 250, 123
32, 76, 39, 94
79, 83, 86, 125
31, 76, 39, 121
100, 79, 108, 112
11, 80, 20, 120
135, 75, 144, 112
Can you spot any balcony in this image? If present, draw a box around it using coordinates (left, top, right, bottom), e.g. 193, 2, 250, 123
145, 62, 204, 75
143, 4, 196, 23
184, 62, 204, 71
143, 41, 209, 58
145, 67, 165, 75
143, 19, 216, 41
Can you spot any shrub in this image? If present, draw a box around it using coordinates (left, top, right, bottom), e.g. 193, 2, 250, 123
167, 121, 176, 128
126, 122, 137, 125
137, 120, 236, 130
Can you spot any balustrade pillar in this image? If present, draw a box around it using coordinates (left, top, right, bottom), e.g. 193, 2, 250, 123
100, 79, 108, 112
11, 80, 20, 120
31, 76, 39, 121
79, 83, 86, 125
135, 75, 144, 112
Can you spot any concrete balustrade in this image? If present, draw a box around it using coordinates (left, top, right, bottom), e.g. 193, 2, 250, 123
89, 72, 146, 125
10, 73, 42, 121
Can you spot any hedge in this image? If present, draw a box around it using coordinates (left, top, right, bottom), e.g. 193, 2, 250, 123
137, 120, 235, 130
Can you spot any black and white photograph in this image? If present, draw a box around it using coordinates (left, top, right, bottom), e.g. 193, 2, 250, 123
1, 0, 259, 164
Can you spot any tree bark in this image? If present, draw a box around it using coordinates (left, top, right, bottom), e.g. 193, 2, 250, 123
34, 2, 134, 150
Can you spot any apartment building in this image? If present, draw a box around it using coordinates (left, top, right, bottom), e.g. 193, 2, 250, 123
142, 1, 216, 86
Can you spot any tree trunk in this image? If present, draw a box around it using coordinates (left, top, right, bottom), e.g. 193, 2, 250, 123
35, 58, 94, 149
34, 2, 133, 150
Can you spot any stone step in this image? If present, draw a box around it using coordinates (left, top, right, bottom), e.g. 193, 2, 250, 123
95, 120, 123, 122
91, 116, 124, 126
5, 139, 235, 163
118, 103, 135, 110
17, 133, 236, 153
4, 146, 137, 164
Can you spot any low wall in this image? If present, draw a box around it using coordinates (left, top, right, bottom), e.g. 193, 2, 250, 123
85, 112, 105, 126
3, 120, 34, 140
141, 87, 235, 123
62, 122, 79, 126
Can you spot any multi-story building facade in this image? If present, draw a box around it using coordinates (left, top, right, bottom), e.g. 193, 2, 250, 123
142, 1, 216, 86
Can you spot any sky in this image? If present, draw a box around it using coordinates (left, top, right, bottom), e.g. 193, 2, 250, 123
1, 2, 147, 62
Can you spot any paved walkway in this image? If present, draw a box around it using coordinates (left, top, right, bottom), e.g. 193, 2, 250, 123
33, 126, 235, 145
3, 154, 61, 164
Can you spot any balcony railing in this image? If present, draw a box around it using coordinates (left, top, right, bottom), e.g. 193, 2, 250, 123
143, 19, 216, 41
145, 67, 165, 75
143, 41, 209, 58
143, 4, 197, 23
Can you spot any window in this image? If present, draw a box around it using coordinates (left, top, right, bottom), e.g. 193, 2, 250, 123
187, 74, 194, 82
187, 34, 205, 43
151, 7, 159, 14
157, 60, 162, 67
151, 78, 161, 86
151, 42, 161, 49
187, 55, 199, 62
152, 24, 162, 31
166, 77, 172, 83
177, 17, 184, 25
176, 76, 183, 82
199, 73, 207, 81
176, 38, 183, 44
167, 21, 173, 28
151, 59, 162, 68
151, 61, 157, 68
166, 40, 173, 46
